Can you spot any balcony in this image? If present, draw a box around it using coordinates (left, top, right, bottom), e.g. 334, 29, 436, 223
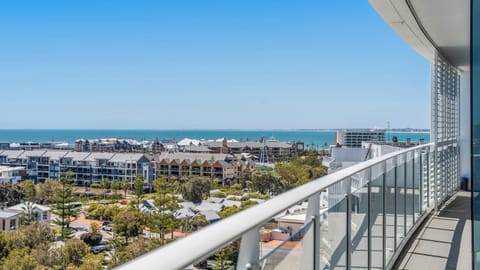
105, 0, 473, 268
116, 141, 465, 270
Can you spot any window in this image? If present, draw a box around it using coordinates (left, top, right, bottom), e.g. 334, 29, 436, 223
42, 211, 48, 220
10, 219, 16, 230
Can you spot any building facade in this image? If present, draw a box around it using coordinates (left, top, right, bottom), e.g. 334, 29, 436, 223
336, 129, 386, 148
153, 152, 255, 184
0, 166, 26, 184
203, 140, 303, 161
0, 150, 155, 187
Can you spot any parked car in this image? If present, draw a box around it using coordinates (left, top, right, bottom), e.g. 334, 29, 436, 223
102, 221, 113, 232
97, 241, 111, 251
72, 226, 88, 232
91, 245, 106, 254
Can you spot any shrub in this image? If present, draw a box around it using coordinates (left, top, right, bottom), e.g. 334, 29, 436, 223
226, 189, 243, 196
80, 232, 103, 246
230, 184, 242, 190
210, 191, 226, 198
240, 200, 258, 209
90, 183, 102, 189
246, 192, 270, 200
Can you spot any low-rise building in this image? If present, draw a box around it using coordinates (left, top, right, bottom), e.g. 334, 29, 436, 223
75, 138, 152, 153
203, 139, 302, 162
7, 141, 70, 151
0, 150, 155, 187
0, 211, 21, 232
8, 202, 51, 224
336, 129, 386, 148
153, 152, 255, 184
0, 166, 26, 184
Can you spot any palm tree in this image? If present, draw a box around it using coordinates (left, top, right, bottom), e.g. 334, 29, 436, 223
111, 180, 120, 195
121, 179, 130, 199
101, 178, 110, 200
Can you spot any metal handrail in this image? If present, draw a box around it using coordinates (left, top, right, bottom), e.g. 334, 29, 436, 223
115, 143, 435, 270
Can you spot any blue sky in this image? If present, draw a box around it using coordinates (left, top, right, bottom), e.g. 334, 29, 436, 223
0, 0, 430, 129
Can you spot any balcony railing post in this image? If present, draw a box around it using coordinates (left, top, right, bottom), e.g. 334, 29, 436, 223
412, 150, 416, 224
382, 161, 387, 270
419, 150, 424, 214
366, 167, 372, 270
301, 193, 321, 270
238, 227, 260, 270
403, 153, 407, 237
346, 177, 352, 270
433, 147, 439, 211
426, 151, 430, 208
393, 156, 398, 250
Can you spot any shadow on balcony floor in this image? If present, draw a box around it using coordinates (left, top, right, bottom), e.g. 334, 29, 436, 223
394, 191, 471, 270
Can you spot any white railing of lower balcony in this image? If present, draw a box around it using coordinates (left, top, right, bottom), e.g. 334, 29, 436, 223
115, 141, 459, 270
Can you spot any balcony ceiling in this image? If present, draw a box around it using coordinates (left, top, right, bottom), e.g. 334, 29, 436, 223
370, 0, 470, 71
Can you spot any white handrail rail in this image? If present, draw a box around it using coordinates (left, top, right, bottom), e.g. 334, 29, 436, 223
115, 143, 434, 270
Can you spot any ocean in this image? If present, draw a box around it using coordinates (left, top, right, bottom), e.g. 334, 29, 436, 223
0, 129, 430, 148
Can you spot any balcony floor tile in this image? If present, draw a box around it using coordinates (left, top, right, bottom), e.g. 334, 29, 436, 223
394, 191, 471, 270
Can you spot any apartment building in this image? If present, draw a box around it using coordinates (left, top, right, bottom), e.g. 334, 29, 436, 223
203, 139, 303, 161
75, 138, 152, 153
0, 141, 70, 151
153, 152, 255, 184
0, 150, 155, 187
0, 166, 26, 184
336, 129, 386, 148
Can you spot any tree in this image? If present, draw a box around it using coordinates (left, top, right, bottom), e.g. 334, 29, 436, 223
30, 243, 58, 268
12, 224, 53, 250
113, 208, 144, 245
111, 179, 121, 196
181, 177, 211, 203
190, 214, 209, 229
133, 175, 144, 207
17, 180, 38, 225
0, 248, 37, 270
0, 183, 23, 207
88, 204, 121, 221
275, 162, 310, 189
101, 178, 110, 200
111, 237, 159, 267
239, 168, 252, 188
149, 177, 180, 245
91, 222, 101, 233
58, 239, 90, 268
213, 241, 240, 270
18, 180, 36, 202
20, 202, 36, 225
213, 248, 230, 270
67, 254, 103, 270
80, 232, 102, 246
121, 179, 130, 199
0, 223, 105, 270
248, 170, 285, 195
52, 171, 79, 240
36, 179, 61, 204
